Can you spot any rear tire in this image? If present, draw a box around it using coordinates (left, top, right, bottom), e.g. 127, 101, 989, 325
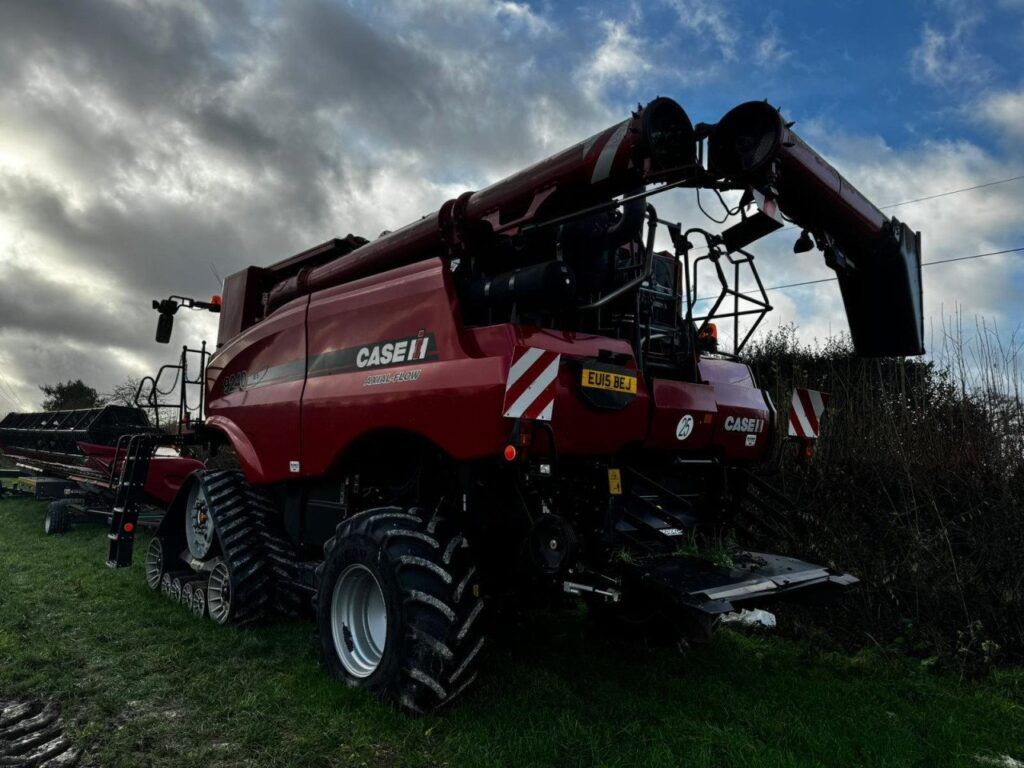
316, 507, 485, 714
43, 500, 73, 535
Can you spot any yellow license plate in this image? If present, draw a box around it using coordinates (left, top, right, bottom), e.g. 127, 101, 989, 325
581, 368, 637, 394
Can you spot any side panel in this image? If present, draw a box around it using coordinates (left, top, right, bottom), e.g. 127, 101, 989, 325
205, 297, 308, 484
644, 379, 718, 451
699, 357, 774, 462
301, 260, 507, 475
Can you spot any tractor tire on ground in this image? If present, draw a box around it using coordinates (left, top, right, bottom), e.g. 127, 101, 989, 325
316, 506, 486, 714
43, 500, 74, 536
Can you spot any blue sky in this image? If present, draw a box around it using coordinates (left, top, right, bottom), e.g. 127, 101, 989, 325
0, 0, 1022, 409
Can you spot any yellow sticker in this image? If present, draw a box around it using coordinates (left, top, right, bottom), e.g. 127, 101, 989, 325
608, 468, 623, 495
581, 368, 638, 394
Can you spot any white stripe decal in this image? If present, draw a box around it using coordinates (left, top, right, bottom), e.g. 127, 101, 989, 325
590, 121, 628, 184
506, 347, 545, 389
536, 399, 554, 421
808, 389, 825, 421
505, 357, 560, 418
790, 390, 814, 437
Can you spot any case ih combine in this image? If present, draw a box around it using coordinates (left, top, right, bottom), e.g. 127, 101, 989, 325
0, 97, 922, 713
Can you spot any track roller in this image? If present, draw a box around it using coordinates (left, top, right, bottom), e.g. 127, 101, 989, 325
169, 576, 185, 603
191, 584, 208, 618
145, 538, 166, 591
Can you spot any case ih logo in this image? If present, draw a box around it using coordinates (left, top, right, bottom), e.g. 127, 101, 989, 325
356, 334, 432, 369
723, 416, 765, 433
308, 331, 438, 378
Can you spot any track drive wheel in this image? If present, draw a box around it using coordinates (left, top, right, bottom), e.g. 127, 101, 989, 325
316, 507, 485, 714
43, 500, 74, 535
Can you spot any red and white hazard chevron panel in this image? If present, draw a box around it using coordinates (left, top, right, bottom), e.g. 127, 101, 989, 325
788, 388, 830, 439
502, 347, 561, 422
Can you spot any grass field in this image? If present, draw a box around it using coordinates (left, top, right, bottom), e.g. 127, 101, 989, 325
1, 496, 1022, 768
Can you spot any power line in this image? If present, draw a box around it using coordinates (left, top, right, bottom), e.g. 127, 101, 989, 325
880, 174, 1024, 210
689, 172, 1024, 250
696, 246, 1024, 300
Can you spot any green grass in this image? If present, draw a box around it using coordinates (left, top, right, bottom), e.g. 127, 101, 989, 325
1, 498, 1021, 768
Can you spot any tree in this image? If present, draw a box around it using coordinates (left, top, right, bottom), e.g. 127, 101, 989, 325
105, 377, 141, 408
39, 379, 104, 411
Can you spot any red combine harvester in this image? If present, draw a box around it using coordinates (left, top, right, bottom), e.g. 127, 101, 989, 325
8, 97, 923, 713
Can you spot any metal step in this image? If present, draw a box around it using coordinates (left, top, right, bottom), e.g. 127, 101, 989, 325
634, 550, 858, 615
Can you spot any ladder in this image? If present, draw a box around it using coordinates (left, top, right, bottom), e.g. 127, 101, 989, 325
106, 433, 158, 568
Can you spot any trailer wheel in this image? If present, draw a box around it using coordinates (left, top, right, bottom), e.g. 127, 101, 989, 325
316, 507, 485, 714
43, 500, 73, 535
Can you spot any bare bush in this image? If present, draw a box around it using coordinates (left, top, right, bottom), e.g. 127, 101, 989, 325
745, 322, 1024, 669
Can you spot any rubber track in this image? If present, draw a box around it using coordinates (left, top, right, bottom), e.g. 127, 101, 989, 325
247, 485, 305, 616
318, 507, 486, 713
201, 470, 271, 624
0, 699, 79, 767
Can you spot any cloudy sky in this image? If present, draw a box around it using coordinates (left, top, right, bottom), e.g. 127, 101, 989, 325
1, 0, 1023, 412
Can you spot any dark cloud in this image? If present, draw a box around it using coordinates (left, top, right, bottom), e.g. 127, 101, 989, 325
0, 0, 614, 408
1, 0, 1019, 412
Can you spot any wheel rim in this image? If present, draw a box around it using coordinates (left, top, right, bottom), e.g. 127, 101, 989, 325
185, 482, 216, 560
207, 562, 232, 624
331, 564, 388, 678
44, 509, 52, 534
145, 538, 164, 590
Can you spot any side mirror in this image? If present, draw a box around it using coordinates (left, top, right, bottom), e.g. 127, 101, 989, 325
156, 312, 174, 343
152, 298, 181, 344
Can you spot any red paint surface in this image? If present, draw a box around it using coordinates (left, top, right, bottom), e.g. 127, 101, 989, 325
79, 442, 203, 506
204, 259, 777, 485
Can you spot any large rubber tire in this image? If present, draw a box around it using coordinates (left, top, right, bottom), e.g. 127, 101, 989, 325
43, 500, 74, 535
316, 507, 485, 714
